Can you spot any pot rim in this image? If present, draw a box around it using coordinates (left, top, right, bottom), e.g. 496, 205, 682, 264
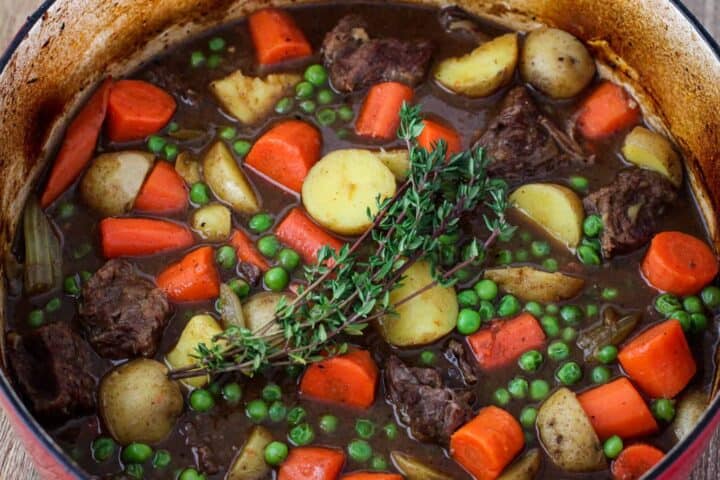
1, 1, 719, 479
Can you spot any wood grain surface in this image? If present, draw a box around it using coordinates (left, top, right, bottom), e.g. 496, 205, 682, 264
1, 0, 718, 479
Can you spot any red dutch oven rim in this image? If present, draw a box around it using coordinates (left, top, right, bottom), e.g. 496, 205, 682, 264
1, 1, 719, 479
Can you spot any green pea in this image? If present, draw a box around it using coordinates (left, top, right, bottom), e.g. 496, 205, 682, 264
289, 423, 315, 446
672, 310, 692, 332
383, 423, 398, 440
73, 242, 92, 259
495, 249, 512, 265
262, 384, 282, 402
264, 267, 289, 292
152, 449, 171, 469
336, 127, 351, 139
348, 439, 373, 462
577, 245, 602, 265
562, 326, 578, 343
317, 89, 334, 105
569, 175, 589, 192
190, 182, 211, 205
559, 305, 583, 326
546, 304, 559, 315
57, 201, 76, 219
207, 53, 222, 69
355, 419, 376, 439
304, 64, 328, 86
286, 364, 303, 378
248, 213, 272, 233
147, 135, 166, 153
233, 140, 252, 156
221, 383, 242, 405
268, 401, 287, 422
278, 248, 301, 272
596, 345, 618, 364
178, 467, 203, 480
531, 240, 551, 257
419, 350, 437, 366
519, 406, 538, 429
582, 237, 602, 252
655, 294, 681, 316
591, 365, 612, 384
508, 377, 529, 399
208, 37, 226, 52
474, 279, 498, 301
296, 81, 315, 99
542, 258, 559, 272
215, 245, 237, 269
530, 379, 550, 401
603, 435, 623, 459
207, 382, 222, 398
556, 361, 583, 385
683, 296, 704, 314
287, 406, 307, 426
519, 231, 533, 243
586, 304, 599, 317
219, 126, 237, 140
651, 398, 676, 422
602, 287, 619, 301
163, 143, 179, 161
701, 286, 720, 309
319, 414, 339, 433
498, 294, 521, 317
28, 309, 45, 328
299, 100, 317, 113
338, 105, 354, 122
547, 341, 570, 361
168, 122, 180, 133
125, 464, 144, 479
691, 313, 708, 333
63, 275, 81, 295
515, 249, 529, 262
228, 278, 250, 299
519, 350, 544, 373
524, 301, 544, 317
246, 399, 269, 422
275, 97, 294, 114
316, 108, 337, 126
457, 308, 482, 335
190, 389, 215, 412
190, 51, 206, 67
458, 290, 480, 308
370, 455, 388, 471
541, 315, 561, 338
122, 442, 153, 464
257, 235, 280, 258
583, 215, 604, 237
264, 441, 289, 466
494, 388, 511, 406
91, 437, 116, 462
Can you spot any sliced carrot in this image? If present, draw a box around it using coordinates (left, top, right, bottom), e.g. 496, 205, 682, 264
641, 231, 719, 296
467, 313, 546, 370
611, 444, 665, 480
133, 161, 188, 214
578, 377, 658, 440
618, 319, 697, 398
417, 119, 462, 157
577, 81, 640, 140
156, 246, 220, 303
245, 120, 321, 193
229, 229, 270, 271
278, 446, 346, 480
342, 474, 403, 480
450, 406, 524, 480
355, 82, 414, 140
40, 78, 113, 208
99, 218, 194, 258
248, 8, 312, 66
106, 80, 176, 143
276, 208, 344, 264
300, 350, 378, 409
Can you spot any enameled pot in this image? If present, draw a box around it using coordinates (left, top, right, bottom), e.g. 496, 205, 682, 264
1, 1, 720, 478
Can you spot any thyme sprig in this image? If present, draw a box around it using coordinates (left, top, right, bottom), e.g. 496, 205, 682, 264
169, 103, 514, 381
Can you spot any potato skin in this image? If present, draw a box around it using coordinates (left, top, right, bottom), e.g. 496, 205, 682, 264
498, 449, 541, 480
243, 292, 288, 336
484, 267, 585, 303
191, 203, 232, 241
227, 426, 274, 480
203, 141, 260, 214
520, 28, 596, 99
99, 359, 183, 445
671, 390, 708, 441
391, 451, 453, 480
166, 314, 223, 388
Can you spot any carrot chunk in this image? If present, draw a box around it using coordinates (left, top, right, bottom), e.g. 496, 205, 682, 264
278, 447, 346, 480
245, 120, 321, 193
355, 82, 414, 140
342, 474, 403, 480
611, 444, 665, 480
300, 350, 379, 409
276, 208, 344, 264
156, 246, 220, 303
229, 229, 270, 271
641, 231, 718, 296
417, 119, 462, 157
106, 80, 176, 142
450, 406, 524, 480
248, 8, 312, 66
133, 161, 188, 214
578, 377, 658, 440
467, 313, 546, 370
577, 81, 640, 140
99, 218, 194, 258
40, 78, 113, 208
618, 319, 697, 398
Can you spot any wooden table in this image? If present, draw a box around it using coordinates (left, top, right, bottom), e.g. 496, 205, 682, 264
1, 0, 719, 478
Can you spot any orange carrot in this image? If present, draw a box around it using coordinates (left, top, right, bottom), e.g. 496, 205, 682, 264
276, 208, 344, 264
300, 350, 379, 409
467, 313, 546, 370
641, 231, 719, 296
229, 229, 270, 271
40, 78, 113, 208
342, 474, 403, 480
156, 246, 220, 303
278, 447, 346, 480
417, 119, 462, 157
133, 161, 188, 214
246, 120, 321, 193
355, 82, 414, 140
106, 80, 176, 142
248, 8, 312, 66
578, 377, 658, 440
577, 81, 640, 140
99, 218, 194, 258
611, 444, 665, 480
450, 406, 524, 480
618, 319, 697, 398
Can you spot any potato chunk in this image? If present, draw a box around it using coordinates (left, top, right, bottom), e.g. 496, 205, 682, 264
175, 152, 201, 185
227, 426, 274, 480
211, 70, 300, 125
203, 141, 260, 214
376, 149, 411, 181
379, 260, 457, 347
484, 267, 585, 303
391, 451, 453, 480
510, 183, 585, 249
302, 149, 397, 235
498, 449, 541, 480
622, 126, 682, 187
166, 314, 223, 388
191, 203, 232, 241
537, 388, 607, 472
434, 33, 518, 97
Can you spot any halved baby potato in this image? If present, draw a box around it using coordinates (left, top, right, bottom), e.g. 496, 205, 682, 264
203, 141, 260, 214
191, 203, 232, 241
484, 267, 585, 303
622, 126, 683, 187
302, 149, 397, 235
166, 314, 223, 388
434, 33, 518, 97
510, 183, 585, 249
175, 151, 202, 185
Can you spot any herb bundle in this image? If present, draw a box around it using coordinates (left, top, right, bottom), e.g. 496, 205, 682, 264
170, 104, 514, 381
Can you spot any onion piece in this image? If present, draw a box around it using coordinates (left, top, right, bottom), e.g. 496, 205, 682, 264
23, 197, 62, 295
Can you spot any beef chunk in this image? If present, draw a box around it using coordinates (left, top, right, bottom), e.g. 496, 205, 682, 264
584, 168, 678, 257
7, 323, 95, 417
322, 15, 434, 92
80, 260, 171, 359
385, 355, 474, 444
476, 87, 589, 180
